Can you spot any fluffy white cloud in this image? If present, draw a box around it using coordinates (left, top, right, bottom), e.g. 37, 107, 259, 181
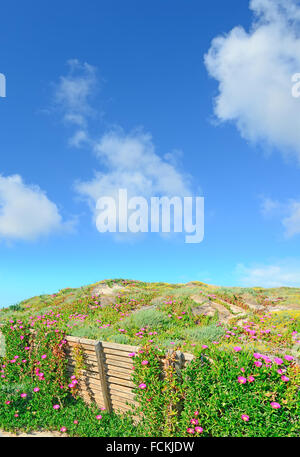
282, 200, 300, 237
204, 0, 300, 162
236, 260, 300, 287
75, 129, 194, 214
261, 196, 300, 238
54, 59, 97, 147
0, 175, 67, 241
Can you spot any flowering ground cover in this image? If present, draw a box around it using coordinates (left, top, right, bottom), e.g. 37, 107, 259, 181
0, 279, 299, 437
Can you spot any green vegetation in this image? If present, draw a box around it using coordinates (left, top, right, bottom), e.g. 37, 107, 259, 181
0, 278, 299, 436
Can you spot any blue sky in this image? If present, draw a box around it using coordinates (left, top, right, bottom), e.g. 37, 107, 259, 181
1, 0, 300, 306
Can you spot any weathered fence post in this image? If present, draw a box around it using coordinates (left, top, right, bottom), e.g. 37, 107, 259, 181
95, 341, 112, 413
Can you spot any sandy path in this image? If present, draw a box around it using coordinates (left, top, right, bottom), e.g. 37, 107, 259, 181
0, 429, 64, 437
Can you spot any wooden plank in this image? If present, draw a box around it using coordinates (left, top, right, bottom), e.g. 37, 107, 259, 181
65, 347, 97, 357
67, 359, 99, 369
103, 348, 137, 358
66, 342, 97, 352
101, 341, 139, 352
78, 390, 104, 401
78, 378, 102, 389
111, 400, 136, 412
95, 341, 112, 413
107, 376, 135, 388
66, 364, 100, 378
108, 383, 134, 395
106, 364, 133, 375
66, 336, 98, 345
110, 394, 139, 407
107, 369, 133, 380
103, 354, 135, 366
104, 358, 134, 370
79, 390, 104, 401
109, 387, 136, 400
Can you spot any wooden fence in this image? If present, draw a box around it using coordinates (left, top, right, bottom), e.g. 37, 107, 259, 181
0, 327, 195, 415
64, 336, 195, 414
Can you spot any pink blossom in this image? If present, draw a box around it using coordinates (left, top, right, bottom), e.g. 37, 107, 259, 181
190, 418, 199, 425
284, 355, 294, 361
274, 357, 283, 365
53, 404, 60, 410
195, 426, 203, 433
241, 415, 249, 422
270, 402, 281, 409
139, 383, 147, 389
238, 376, 247, 384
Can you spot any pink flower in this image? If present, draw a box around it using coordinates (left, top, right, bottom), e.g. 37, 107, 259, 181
41, 354, 47, 359
187, 428, 195, 434
139, 383, 147, 389
190, 418, 199, 425
274, 357, 283, 365
234, 346, 242, 352
33, 387, 40, 392
247, 376, 255, 382
20, 393, 27, 398
284, 355, 294, 361
128, 352, 136, 357
202, 345, 208, 349
238, 376, 247, 384
141, 360, 149, 365
53, 404, 60, 410
281, 375, 289, 382
254, 361, 262, 367
195, 426, 203, 433
241, 415, 249, 422
60, 427, 67, 432
270, 402, 281, 409
96, 415, 102, 420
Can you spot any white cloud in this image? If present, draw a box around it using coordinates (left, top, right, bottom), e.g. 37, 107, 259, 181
260, 196, 300, 238
0, 174, 69, 241
54, 59, 98, 147
236, 260, 300, 287
75, 129, 194, 216
54, 60, 198, 239
204, 0, 300, 162
282, 200, 300, 237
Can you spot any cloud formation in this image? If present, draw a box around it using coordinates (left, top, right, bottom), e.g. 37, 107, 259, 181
261, 196, 300, 238
53, 61, 197, 236
54, 59, 98, 147
0, 175, 68, 241
205, 0, 300, 162
75, 129, 194, 233
236, 260, 300, 288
